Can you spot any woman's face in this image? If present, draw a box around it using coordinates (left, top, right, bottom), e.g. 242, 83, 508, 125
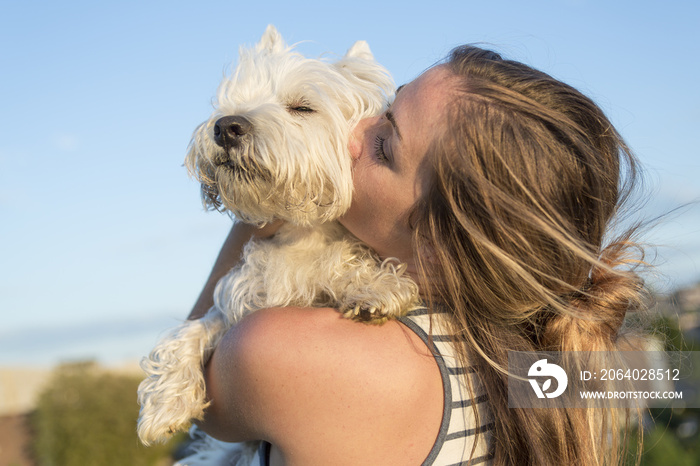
340, 65, 456, 270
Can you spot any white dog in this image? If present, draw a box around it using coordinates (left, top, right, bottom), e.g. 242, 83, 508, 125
137, 25, 420, 462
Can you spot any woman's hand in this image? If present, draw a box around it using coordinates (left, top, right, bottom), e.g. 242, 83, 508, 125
252, 219, 285, 239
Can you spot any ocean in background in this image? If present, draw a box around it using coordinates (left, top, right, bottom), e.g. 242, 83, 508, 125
0, 312, 182, 368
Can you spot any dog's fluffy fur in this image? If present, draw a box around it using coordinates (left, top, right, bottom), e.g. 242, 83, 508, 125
137, 26, 420, 461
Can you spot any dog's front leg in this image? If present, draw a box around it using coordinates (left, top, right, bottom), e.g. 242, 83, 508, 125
137, 308, 227, 444
334, 244, 422, 323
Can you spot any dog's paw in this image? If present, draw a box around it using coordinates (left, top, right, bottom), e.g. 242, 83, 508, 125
340, 303, 391, 324
137, 414, 194, 446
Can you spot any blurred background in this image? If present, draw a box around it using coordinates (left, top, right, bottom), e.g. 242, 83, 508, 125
1, 0, 699, 464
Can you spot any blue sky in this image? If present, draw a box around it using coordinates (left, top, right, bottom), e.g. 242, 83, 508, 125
1, 0, 699, 367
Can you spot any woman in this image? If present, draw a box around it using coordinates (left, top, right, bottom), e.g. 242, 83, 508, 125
190, 45, 648, 465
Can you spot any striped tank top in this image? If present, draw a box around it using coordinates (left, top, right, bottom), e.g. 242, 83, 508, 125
255, 308, 494, 465
399, 308, 494, 465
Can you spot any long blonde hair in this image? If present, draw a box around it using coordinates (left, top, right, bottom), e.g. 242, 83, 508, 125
412, 46, 648, 465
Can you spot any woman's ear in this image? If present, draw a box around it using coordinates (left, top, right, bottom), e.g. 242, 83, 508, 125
417, 241, 439, 269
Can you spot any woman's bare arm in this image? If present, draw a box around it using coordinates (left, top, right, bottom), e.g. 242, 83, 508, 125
188, 220, 284, 320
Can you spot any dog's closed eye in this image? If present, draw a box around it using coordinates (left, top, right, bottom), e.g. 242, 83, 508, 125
290, 106, 314, 112
287, 101, 315, 115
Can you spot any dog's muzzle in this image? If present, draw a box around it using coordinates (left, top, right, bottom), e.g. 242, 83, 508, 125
214, 116, 252, 149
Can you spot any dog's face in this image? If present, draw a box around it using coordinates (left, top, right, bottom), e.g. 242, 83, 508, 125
185, 25, 394, 226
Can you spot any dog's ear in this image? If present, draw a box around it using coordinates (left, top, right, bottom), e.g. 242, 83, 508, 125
332, 41, 395, 120
334, 40, 376, 73
344, 40, 374, 61
334, 41, 393, 92
256, 24, 287, 54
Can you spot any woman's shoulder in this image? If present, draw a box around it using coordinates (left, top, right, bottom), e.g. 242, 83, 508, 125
234, 305, 427, 354
230, 306, 440, 406
211, 306, 443, 464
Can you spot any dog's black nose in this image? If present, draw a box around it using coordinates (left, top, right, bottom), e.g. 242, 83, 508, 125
214, 116, 253, 147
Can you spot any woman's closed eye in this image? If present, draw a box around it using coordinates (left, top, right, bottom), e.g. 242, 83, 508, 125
373, 135, 391, 164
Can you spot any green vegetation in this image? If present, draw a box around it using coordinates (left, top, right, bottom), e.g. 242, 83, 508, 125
629, 407, 700, 465
626, 312, 700, 465
31, 362, 183, 466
